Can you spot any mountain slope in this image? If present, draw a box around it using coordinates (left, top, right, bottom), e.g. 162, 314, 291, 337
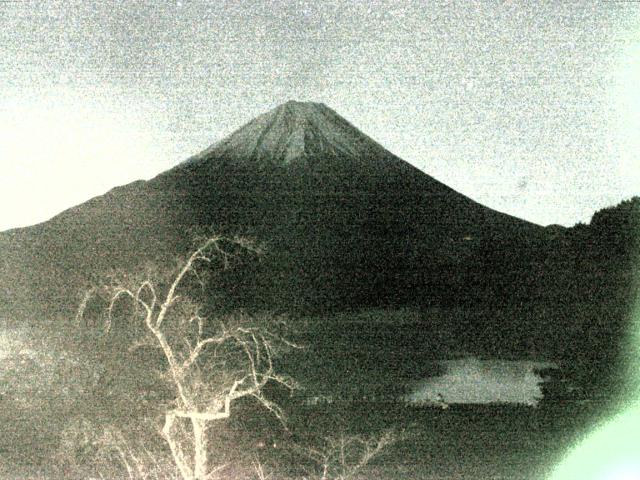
1, 101, 546, 317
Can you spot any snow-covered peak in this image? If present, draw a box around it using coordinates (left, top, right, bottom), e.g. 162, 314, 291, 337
193, 101, 390, 166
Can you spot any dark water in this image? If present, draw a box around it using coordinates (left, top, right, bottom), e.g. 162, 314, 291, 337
282, 401, 615, 480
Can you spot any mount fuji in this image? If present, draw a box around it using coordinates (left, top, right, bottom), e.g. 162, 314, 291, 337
0, 101, 548, 316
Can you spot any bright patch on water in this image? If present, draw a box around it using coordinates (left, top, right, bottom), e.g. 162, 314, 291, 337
405, 357, 557, 406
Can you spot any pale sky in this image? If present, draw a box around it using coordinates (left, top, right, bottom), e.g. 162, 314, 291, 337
1, 0, 639, 231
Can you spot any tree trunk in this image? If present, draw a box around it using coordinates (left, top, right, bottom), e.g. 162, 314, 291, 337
192, 417, 209, 480
163, 413, 194, 480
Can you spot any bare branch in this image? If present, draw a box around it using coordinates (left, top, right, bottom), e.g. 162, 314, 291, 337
156, 235, 223, 329
294, 429, 402, 480
162, 412, 194, 480
87, 234, 296, 480
126, 336, 158, 353
250, 392, 286, 424
106, 287, 136, 334
75, 287, 96, 327
135, 280, 157, 312
181, 335, 226, 371
205, 463, 229, 480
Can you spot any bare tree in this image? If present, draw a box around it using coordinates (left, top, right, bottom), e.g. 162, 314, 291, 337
79, 235, 297, 480
295, 429, 400, 480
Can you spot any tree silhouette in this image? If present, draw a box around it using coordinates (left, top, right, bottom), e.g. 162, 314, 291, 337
79, 235, 297, 480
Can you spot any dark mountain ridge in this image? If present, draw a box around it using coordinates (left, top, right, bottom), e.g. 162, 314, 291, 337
0, 101, 563, 317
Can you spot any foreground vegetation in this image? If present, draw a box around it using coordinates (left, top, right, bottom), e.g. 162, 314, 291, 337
0, 235, 403, 480
0, 390, 615, 479
1, 195, 637, 478
0, 296, 623, 480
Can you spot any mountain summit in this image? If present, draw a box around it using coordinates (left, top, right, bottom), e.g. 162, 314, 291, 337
190, 101, 390, 166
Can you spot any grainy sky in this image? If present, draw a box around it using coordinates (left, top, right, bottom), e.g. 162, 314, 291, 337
1, 0, 639, 230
